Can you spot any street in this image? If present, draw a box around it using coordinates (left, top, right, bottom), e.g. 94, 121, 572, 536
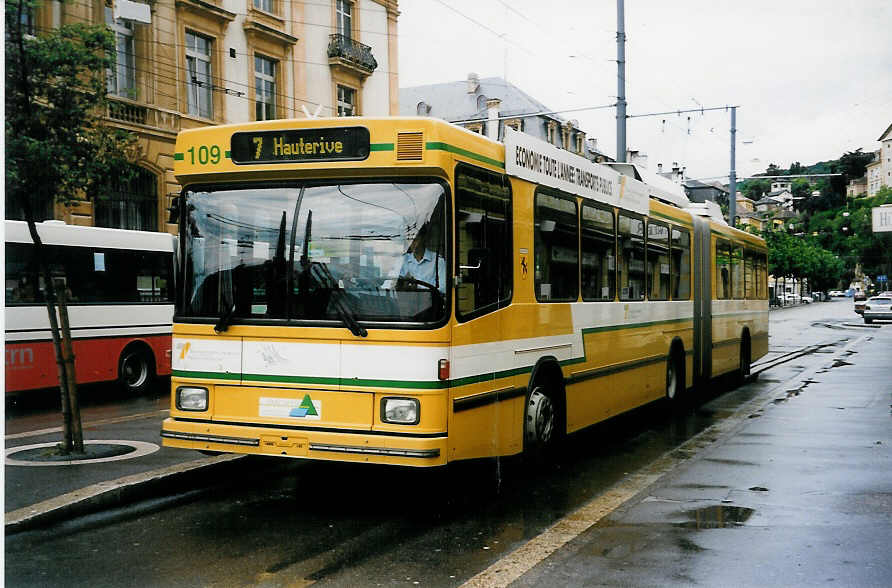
6, 298, 890, 587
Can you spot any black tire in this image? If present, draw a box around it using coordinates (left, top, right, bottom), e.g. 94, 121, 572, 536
119, 347, 154, 395
739, 337, 751, 383
666, 349, 684, 403
864, 317, 873, 325
525, 385, 556, 451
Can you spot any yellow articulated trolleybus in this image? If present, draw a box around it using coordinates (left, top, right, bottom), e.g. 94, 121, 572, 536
161, 118, 768, 466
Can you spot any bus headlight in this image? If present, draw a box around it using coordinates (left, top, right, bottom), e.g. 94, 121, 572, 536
177, 387, 208, 411
381, 397, 419, 425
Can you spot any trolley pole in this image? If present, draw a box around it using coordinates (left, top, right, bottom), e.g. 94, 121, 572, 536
729, 106, 737, 227
616, 0, 627, 162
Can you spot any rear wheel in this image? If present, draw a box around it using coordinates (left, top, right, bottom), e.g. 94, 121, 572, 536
119, 347, 153, 395
739, 337, 751, 382
666, 351, 683, 402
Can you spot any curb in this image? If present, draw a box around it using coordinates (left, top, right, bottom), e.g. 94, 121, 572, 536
5, 453, 245, 534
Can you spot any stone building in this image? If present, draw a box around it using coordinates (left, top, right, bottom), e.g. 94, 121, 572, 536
9, 0, 400, 233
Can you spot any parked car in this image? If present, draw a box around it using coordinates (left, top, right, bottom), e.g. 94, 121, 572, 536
863, 296, 892, 324
801, 294, 813, 304
779, 293, 801, 304
828, 290, 845, 297
854, 292, 868, 315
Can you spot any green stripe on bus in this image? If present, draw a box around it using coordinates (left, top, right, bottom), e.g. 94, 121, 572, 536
172, 370, 240, 380
580, 317, 691, 336
426, 142, 505, 169
370, 143, 394, 151
174, 153, 184, 161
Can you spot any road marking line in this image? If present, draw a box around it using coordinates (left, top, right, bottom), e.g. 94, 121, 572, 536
5, 410, 170, 441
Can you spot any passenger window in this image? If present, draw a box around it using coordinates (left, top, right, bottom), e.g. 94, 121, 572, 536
581, 204, 615, 301
731, 244, 744, 299
715, 239, 731, 300
670, 227, 691, 300
744, 249, 756, 299
455, 165, 512, 321
618, 214, 645, 301
534, 189, 578, 302
646, 221, 669, 300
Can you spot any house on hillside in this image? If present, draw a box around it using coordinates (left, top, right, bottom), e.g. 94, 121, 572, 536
684, 179, 728, 204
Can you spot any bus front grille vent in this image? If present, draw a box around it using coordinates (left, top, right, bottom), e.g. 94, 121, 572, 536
397, 132, 424, 161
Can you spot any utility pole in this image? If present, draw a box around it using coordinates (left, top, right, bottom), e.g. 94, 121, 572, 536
616, 0, 627, 162
729, 106, 737, 227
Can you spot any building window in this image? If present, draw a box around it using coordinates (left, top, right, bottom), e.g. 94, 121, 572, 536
337, 84, 355, 116
95, 166, 158, 232
254, 55, 276, 121
105, 7, 136, 99
253, 0, 273, 13
186, 32, 213, 119
336, 0, 352, 40
19, 2, 34, 36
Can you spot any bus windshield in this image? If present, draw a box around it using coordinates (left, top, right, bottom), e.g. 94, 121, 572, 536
180, 179, 449, 328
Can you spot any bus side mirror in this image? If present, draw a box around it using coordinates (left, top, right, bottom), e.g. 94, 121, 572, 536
168, 196, 181, 224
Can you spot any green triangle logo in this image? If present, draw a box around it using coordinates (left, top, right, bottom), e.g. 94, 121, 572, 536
299, 393, 318, 416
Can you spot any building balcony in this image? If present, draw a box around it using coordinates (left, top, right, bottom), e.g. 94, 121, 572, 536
327, 33, 377, 78
106, 96, 181, 137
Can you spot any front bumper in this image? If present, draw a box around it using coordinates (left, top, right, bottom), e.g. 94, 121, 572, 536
161, 417, 447, 466
863, 310, 892, 320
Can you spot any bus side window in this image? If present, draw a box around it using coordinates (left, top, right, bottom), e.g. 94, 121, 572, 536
581, 204, 615, 301
646, 220, 669, 301
731, 244, 744, 299
534, 189, 578, 302
744, 249, 756, 299
670, 227, 691, 300
715, 239, 731, 300
5, 243, 39, 304
455, 165, 512, 321
618, 213, 645, 301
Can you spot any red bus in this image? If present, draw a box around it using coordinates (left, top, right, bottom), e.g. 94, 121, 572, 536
5, 220, 175, 394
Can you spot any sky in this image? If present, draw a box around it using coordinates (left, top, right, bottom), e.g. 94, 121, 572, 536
397, 0, 892, 183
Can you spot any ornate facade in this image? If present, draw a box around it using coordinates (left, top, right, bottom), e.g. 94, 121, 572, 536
20, 0, 399, 233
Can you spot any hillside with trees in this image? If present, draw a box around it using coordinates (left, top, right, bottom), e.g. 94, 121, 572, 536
738, 151, 891, 294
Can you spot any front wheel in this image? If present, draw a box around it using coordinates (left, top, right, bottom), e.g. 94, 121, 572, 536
525, 386, 556, 450
119, 347, 153, 395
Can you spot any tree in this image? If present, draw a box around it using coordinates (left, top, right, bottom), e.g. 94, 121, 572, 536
838, 149, 876, 182
742, 178, 771, 201
6, 0, 140, 454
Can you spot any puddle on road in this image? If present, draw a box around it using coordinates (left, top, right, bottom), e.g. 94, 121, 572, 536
675, 505, 755, 529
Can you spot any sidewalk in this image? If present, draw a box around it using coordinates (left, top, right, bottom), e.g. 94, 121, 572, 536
510, 328, 892, 587
4, 410, 246, 533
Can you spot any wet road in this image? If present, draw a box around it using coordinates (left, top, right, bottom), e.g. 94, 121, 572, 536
6, 299, 872, 587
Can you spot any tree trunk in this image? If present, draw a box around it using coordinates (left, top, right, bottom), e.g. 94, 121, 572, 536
25, 219, 83, 455
57, 286, 84, 453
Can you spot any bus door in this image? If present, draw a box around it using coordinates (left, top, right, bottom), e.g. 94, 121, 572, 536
691, 216, 712, 388
449, 165, 514, 460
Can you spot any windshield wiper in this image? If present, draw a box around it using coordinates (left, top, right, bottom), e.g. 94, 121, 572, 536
308, 262, 367, 338
214, 263, 238, 333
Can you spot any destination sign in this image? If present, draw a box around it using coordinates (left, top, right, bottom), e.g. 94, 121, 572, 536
230, 127, 370, 164
504, 128, 648, 215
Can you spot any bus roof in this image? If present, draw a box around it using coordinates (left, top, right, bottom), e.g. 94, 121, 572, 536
5, 220, 176, 251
